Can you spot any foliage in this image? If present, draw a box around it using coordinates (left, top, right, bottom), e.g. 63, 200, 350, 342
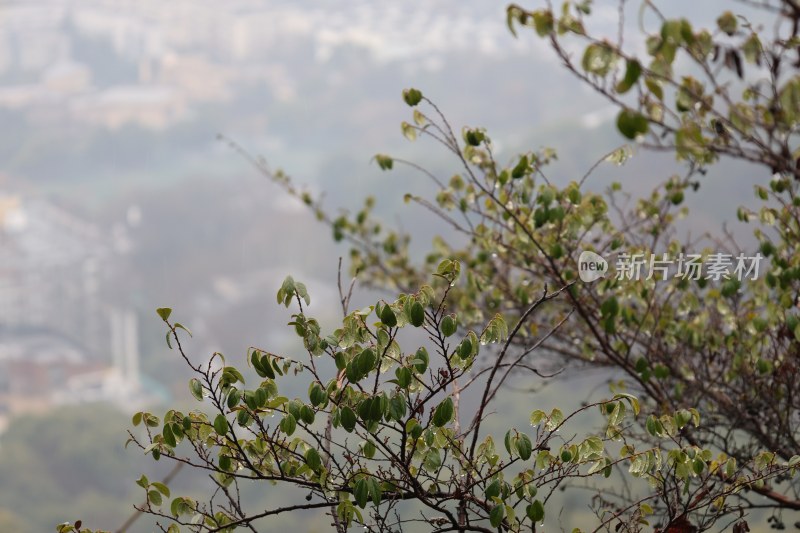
66, 1, 800, 532
0, 406, 155, 533
84, 273, 658, 532
507, 0, 800, 178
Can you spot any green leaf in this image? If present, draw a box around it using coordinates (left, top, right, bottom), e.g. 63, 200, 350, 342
340, 407, 357, 432
490, 504, 505, 528
481, 314, 509, 344
189, 378, 204, 402
605, 146, 633, 165
530, 409, 546, 427
616, 109, 649, 139
354, 478, 369, 508
406, 418, 423, 440
424, 448, 442, 471
221, 366, 245, 385
527, 500, 545, 522
226, 388, 241, 409
463, 128, 486, 147
504, 430, 514, 454
362, 440, 377, 459
300, 405, 316, 424
374, 154, 393, 170
252, 352, 275, 379
600, 297, 619, 317
645, 77, 664, 100
171, 496, 194, 518
305, 448, 322, 471
725, 457, 737, 478
616, 59, 641, 94
409, 301, 425, 327
152, 482, 171, 498
219, 448, 233, 472
507, 6, 521, 37
389, 393, 407, 421
357, 397, 374, 422
457, 338, 472, 359
545, 408, 564, 431
277, 276, 295, 306
162, 424, 177, 448
582, 43, 616, 76
254, 388, 268, 409
441, 314, 457, 337
367, 477, 382, 506
661, 19, 686, 45
516, 433, 533, 460
346, 360, 362, 384
358, 348, 377, 376
613, 393, 640, 416
379, 304, 397, 328
395, 366, 412, 388
235, 408, 250, 428
743, 33, 762, 64
402, 88, 423, 107
148, 490, 163, 506
280, 414, 297, 436
485, 479, 501, 499
532, 10, 554, 36
435, 259, 461, 281
156, 307, 172, 321
173, 322, 192, 337
676, 85, 694, 112
646, 415, 659, 436
717, 11, 737, 35
413, 347, 429, 374
432, 397, 454, 427
511, 155, 529, 179
780, 78, 800, 126
309, 383, 327, 406
401, 121, 417, 141
213, 414, 228, 436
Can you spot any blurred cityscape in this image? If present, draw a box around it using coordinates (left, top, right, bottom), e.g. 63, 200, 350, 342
0, 193, 150, 434
0, 0, 525, 129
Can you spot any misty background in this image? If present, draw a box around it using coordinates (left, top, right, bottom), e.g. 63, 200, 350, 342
0, 1, 766, 531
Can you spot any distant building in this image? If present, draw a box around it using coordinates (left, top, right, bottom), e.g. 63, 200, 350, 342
0, 194, 110, 353
0, 193, 150, 433
41, 60, 92, 94
72, 84, 186, 130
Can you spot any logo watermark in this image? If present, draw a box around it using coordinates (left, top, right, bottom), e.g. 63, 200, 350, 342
578, 251, 609, 282
578, 251, 763, 283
